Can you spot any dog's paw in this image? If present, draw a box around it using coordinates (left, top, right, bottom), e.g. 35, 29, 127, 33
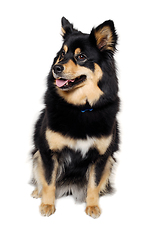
31, 189, 41, 199
39, 203, 56, 217
85, 206, 101, 219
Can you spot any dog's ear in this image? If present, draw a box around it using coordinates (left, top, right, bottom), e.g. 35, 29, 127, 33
90, 20, 118, 52
61, 17, 74, 39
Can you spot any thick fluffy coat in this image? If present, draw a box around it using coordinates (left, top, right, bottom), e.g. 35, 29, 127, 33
31, 17, 120, 218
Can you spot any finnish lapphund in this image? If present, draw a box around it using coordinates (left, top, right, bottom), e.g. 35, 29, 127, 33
31, 17, 120, 219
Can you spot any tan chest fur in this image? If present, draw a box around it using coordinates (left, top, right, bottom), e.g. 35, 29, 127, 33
46, 128, 112, 156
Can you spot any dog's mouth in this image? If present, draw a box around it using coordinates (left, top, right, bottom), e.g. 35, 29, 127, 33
55, 75, 86, 90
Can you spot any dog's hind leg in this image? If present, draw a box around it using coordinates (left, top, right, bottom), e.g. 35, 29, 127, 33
85, 156, 114, 219
31, 151, 43, 199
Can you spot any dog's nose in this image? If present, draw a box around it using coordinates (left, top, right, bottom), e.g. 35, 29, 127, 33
53, 65, 64, 74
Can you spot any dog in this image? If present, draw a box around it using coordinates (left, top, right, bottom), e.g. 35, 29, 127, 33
31, 17, 120, 219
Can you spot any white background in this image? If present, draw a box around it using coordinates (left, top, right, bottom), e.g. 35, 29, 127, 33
0, 0, 160, 239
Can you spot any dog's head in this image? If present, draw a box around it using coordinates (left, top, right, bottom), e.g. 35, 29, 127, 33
51, 17, 118, 106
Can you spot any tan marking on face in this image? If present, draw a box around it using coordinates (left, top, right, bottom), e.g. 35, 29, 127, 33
56, 63, 103, 106
62, 59, 78, 77
46, 128, 112, 155
95, 26, 113, 51
74, 48, 81, 55
54, 45, 68, 66
55, 56, 60, 65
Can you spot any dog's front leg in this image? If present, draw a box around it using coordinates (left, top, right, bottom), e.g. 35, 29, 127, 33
85, 157, 114, 218
85, 165, 101, 219
40, 174, 57, 217
33, 150, 58, 217
40, 155, 58, 217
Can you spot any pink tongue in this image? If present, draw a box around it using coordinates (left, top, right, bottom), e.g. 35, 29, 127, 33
56, 79, 75, 87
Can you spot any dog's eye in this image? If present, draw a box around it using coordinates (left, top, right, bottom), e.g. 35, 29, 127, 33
59, 50, 65, 61
61, 50, 65, 57
76, 54, 87, 61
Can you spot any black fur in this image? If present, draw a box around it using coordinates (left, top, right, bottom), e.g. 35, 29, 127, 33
32, 17, 120, 199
